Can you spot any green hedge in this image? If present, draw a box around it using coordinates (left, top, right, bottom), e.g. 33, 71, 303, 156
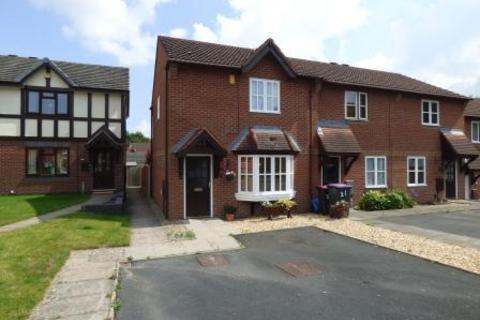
358, 190, 415, 211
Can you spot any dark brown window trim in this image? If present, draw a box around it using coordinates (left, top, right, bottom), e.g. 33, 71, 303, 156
25, 87, 72, 116
25, 147, 70, 177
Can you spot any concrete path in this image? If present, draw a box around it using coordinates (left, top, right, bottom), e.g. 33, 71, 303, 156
0, 195, 106, 234
30, 190, 242, 320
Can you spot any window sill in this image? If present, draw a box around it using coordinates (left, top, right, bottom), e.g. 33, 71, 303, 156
345, 118, 368, 122
421, 123, 440, 127
235, 191, 295, 202
249, 110, 281, 115
407, 184, 427, 188
365, 185, 387, 189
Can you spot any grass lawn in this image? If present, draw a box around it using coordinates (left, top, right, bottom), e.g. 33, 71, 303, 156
0, 211, 130, 320
0, 193, 90, 226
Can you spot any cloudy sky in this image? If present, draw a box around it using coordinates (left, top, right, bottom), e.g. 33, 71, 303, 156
1, 0, 479, 136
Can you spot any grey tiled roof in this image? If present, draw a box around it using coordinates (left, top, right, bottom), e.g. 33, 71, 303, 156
0, 55, 129, 91
158, 36, 467, 100
465, 99, 480, 118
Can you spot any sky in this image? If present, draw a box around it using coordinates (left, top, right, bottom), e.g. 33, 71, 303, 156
1, 0, 479, 137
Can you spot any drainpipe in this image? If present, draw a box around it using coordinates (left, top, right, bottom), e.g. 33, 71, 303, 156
164, 63, 170, 218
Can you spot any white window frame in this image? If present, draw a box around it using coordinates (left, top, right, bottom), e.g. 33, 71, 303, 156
156, 95, 160, 121
421, 99, 440, 126
407, 156, 427, 187
345, 91, 368, 121
365, 156, 387, 188
249, 78, 281, 114
236, 154, 295, 201
471, 121, 480, 143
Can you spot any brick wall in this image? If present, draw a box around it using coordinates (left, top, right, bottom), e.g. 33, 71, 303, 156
151, 47, 470, 220
0, 140, 125, 194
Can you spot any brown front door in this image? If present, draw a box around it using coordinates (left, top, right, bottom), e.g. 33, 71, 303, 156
94, 149, 114, 189
186, 156, 211, 217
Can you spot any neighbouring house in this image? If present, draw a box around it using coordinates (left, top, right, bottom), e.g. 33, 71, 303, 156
126, 143, 149, 188
0, 55, 129, 194
464, 99, 480, 199
150, 36, 478, 220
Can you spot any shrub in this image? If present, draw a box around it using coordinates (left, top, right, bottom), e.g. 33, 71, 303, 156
358, 190, 415, 211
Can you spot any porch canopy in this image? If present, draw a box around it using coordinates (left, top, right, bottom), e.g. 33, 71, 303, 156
440, 128, 478, 160
229, 125, 301, 154
171, 128, 227, 177
316, 120, 361, 175
440, 128, 478, 172
86, 126, 123, 150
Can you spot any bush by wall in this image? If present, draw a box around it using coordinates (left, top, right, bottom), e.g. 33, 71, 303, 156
358, 190, 416, 211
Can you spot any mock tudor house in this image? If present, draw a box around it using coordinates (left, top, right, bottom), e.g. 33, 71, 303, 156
151, 36, 478, 220
0, 55, 129, 194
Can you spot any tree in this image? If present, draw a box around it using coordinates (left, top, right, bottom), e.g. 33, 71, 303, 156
127, 131, 150, 143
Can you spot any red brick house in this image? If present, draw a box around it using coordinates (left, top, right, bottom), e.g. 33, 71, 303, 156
150, 36, 477, 220
0, 55, 129, 194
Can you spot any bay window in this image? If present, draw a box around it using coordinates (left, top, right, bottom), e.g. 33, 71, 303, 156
26, 148, 69, 176
237, 155, 294, 201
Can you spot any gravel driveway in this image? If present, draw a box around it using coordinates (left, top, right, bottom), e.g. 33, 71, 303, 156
117, 227, 480, 320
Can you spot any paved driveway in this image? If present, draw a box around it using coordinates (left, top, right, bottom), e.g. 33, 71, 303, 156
117, 227, 480, 320
378, 210, 480, 239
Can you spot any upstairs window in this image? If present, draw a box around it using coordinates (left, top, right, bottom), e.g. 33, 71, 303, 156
345, 91, 367, 120
421, 100, 439, 126
27, 90, 70, 115
472, 121, 480, 143
249, 78, 280, 113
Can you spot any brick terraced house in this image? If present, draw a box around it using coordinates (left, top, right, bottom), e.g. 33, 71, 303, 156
0, 55, 129, 194
151, 36, 478, 220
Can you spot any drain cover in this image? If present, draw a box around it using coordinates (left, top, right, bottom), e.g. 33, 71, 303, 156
275, 261, 321, 277
196, 254, 229, 267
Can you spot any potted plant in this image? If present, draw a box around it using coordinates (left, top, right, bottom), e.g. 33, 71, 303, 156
261, 201, 283, 220
330, 200, 350, 219
277, 199, 297, 218
224, 205, 237, 221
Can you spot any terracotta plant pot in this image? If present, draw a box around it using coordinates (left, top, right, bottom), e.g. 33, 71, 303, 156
330, 204, 349, 219
225, 212, 235, 221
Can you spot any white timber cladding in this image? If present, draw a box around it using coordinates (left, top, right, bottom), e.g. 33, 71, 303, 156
25, 119, 38, 137
0, 87, 21, 114
58, 120, 70, 138
41, 120, 54, 137
73, 120, 88, 138
109, 122, 122, 138
91, 93, 106, 118
109, 94, 122, 119
73, 92, 89, 117
0, 118, 20, 136
23, 67, 69, 88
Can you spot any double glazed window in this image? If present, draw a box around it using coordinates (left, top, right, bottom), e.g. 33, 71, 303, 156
421, 100, 439, 126
407, 157, 426, 186
249, 78, 280, 113
365, 156, 386, 188
238, 155, 294, 198
345, 91, 367, 120
27, 148, 69, 176
472, 121, 480, 143
27, 90, 69, 115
